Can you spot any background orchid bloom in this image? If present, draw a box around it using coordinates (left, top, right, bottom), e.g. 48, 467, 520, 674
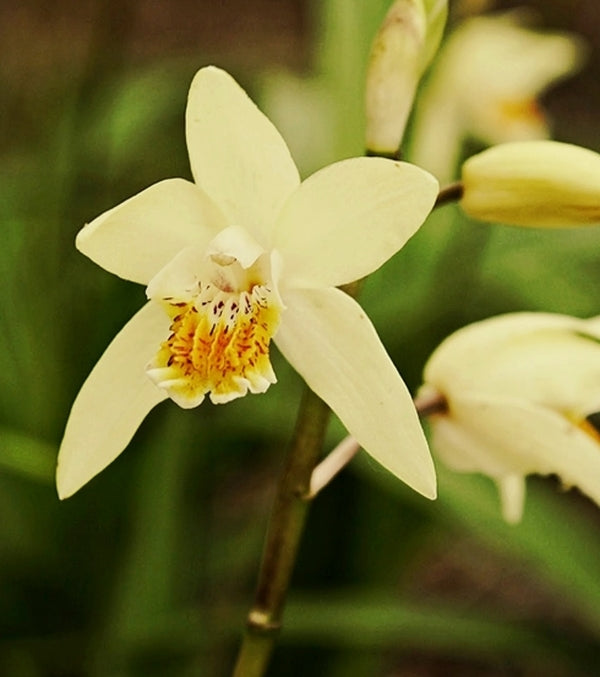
409, 10, 586, 181
419, 312, 600, 523
56, 66, 439, 501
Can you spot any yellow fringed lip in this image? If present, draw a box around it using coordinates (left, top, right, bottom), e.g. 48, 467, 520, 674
148, 281, 280, 408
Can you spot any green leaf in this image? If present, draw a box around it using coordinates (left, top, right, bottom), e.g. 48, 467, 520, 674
0, 427, 55, 484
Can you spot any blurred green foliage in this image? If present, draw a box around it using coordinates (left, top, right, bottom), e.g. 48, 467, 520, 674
2, 1, 600, 676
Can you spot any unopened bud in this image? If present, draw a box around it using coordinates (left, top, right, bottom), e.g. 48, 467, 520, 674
461, 140, 600, 227
365, 0, 447, 156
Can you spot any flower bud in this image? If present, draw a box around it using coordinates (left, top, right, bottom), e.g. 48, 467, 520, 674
460, 141, 600, 227
365, 0, 447, 156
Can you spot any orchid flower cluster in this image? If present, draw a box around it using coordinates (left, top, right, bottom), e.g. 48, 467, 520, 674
55, 3, 600, 673
58, 1, 600, 551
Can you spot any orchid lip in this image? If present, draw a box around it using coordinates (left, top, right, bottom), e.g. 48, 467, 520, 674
146, 239, 282, 408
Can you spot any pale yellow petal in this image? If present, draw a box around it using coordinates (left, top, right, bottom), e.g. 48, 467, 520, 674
274, 157, 438, 288
425, 312, 600, 415
445, 394, 600, 513
424, 312, 580, 387
56, 303, 169, 498
498, 474, 526, 524
186, 66, 300, 248
77, 179, 225, 285
275, 287, 436, 498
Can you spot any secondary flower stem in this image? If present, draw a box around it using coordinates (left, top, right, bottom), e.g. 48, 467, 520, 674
232, 386, 332, 677
434, 181, 464, 209
413, 387, 448, 417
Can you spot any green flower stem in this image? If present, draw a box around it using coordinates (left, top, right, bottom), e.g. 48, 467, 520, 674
232, 386, 332, 677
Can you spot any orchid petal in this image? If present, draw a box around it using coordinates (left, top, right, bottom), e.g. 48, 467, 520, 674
275, 287, 436, 498
274, 157, 438, 288
425, 313, 584, 385
498, 475, 527, 524
56, 303, 169, 498
436, 393, 600, 515
77, 179, 225, 285
186, 66, 300, 248
425, 313, 600, 414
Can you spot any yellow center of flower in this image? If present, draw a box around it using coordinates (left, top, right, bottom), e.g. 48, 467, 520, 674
575, 411, 600, 444
146, 248, 282, 408
498, 97, 544, 124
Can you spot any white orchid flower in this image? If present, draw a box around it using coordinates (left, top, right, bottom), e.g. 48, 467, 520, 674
419, 313, 600, 522
56, 66, 439, 500
410, 11, 585, 181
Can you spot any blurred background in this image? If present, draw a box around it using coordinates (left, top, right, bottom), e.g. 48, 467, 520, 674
2, 1, 600, 675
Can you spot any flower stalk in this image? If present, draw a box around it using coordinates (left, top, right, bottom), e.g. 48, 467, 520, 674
434, 181, 464, 209
232, 386, 332, 677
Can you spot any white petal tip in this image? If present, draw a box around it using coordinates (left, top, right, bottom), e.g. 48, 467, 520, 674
394, 452, 438, 501
419, 477, 438, 501
380, 455, 438, 500
55, 469, 81, 501
57, 488, 73, 501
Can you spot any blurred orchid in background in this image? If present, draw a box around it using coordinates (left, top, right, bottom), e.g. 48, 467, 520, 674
419, 313, 600, 523
410, 10, 586, 180
56, 65, 439, 501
